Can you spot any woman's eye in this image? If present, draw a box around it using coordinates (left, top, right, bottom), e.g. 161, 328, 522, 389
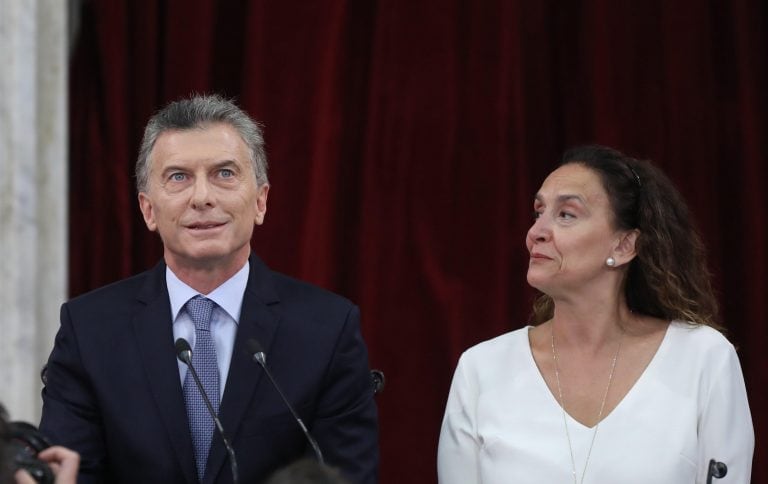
559, 211, 575, 220
533, 211, 542, 219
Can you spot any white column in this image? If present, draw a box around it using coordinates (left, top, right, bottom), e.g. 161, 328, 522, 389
0, 0, 68, 423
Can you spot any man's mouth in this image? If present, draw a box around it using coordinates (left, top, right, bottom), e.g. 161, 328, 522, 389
187, 222, 226, 230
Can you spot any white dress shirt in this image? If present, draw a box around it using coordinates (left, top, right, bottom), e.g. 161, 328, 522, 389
167, 262, 249, 399
437, 321, 754, 484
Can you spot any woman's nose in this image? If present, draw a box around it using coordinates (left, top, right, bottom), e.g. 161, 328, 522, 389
527, 215, 551, 243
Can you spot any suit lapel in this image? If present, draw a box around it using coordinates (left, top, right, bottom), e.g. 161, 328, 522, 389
132, 262, 198, 484
204, 254, 281, 483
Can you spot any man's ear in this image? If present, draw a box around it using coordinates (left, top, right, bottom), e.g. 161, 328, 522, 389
612, 229, 639, 266
254, 183, 270, 225
138, 192, 158, 232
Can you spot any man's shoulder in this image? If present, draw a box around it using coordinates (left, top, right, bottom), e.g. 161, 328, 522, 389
66, 264, 161, 312
270, 271, 350, 302
248, 254, 354, 310
266, 270, 356, 316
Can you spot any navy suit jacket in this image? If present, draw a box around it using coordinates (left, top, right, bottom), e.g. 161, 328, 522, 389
40, 254, 379, 483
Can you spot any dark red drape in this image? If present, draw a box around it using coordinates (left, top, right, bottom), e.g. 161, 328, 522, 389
69, 1, 767, 482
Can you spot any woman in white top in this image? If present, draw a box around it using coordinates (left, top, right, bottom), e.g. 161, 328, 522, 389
438, 145, 754, 484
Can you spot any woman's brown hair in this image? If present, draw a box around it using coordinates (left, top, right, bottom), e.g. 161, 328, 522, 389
531, 145, 721, 330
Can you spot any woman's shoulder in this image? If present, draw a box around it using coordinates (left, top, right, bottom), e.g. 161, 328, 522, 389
663, 321, 739, 370
452, 326, 534, 388
461, 326, 532, 365
668, 320, 733, 350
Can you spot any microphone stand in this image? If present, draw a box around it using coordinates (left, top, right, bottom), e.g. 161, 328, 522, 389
177, 339, 240, 484
245, 339, 325, 465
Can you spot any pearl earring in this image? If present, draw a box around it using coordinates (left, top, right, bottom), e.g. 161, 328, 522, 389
606, 257, 616, 267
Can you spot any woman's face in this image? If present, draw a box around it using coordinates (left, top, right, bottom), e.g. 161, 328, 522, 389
526, 163, 623, 296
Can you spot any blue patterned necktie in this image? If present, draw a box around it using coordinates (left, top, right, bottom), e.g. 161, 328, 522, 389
183, 295, 219, 481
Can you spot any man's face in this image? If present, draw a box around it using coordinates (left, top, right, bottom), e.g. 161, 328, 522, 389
138, 123, 268, 271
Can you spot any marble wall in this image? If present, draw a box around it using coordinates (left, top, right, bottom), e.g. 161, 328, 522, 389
0, 0, 67, 423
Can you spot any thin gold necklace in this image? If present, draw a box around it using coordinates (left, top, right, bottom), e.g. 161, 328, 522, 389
551, 325, 622, 484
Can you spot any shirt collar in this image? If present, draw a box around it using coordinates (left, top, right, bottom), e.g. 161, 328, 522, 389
166, 261, 250, 323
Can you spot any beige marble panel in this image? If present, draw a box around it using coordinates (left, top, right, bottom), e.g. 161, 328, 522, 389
0, 0, 67, 423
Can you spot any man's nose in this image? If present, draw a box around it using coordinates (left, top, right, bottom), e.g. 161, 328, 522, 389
190, 177, 214, 208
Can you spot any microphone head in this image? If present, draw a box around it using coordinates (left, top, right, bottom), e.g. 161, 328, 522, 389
709, 459, 728, 479
245, 338, 267, 366
175, 338, 192, 364
371, 369, 385, 395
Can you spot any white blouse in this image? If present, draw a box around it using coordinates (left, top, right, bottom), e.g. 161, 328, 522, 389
437, 322, 754, 484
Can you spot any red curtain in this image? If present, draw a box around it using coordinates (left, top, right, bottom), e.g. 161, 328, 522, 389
69, 1, 767, 482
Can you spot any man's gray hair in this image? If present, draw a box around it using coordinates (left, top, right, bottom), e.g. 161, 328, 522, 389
135, 94, 268, 192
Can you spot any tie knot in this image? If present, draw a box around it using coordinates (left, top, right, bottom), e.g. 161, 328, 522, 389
186, 296, 215, 330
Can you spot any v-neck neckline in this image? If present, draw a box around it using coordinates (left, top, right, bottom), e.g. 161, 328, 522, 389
525, 322, 674, 430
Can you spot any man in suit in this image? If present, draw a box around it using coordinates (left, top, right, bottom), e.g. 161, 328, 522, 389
39, 95, 379, 483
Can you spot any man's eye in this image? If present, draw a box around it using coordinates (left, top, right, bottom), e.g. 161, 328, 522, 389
170, 173, 186, 182
219, 169, 234, 178
533, 211, 542, 219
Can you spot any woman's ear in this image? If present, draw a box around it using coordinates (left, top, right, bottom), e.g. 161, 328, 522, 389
613, 229, 639, 266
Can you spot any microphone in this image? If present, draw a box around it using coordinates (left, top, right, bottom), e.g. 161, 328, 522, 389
175, 338, 240, 484
371, 369, 385, 395
244, 338, 325, 465
706, 459, 727, 484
